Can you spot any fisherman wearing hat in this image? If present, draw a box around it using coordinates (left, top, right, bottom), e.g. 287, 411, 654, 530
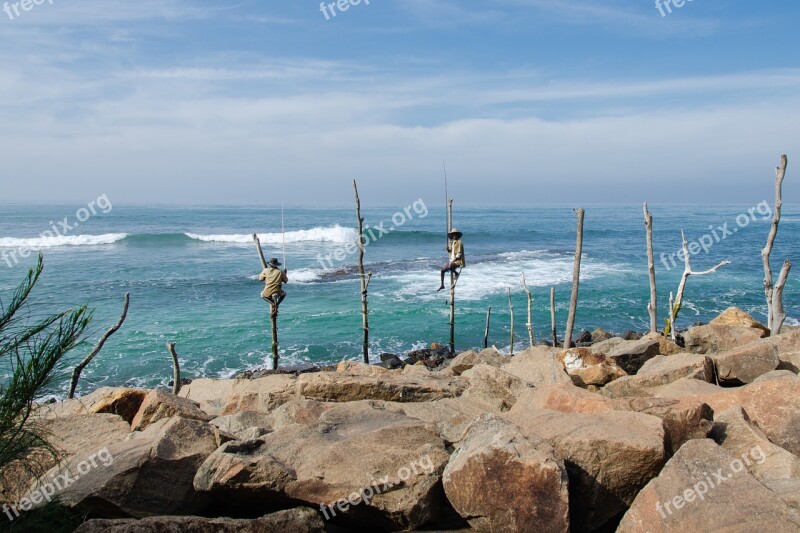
259, 258, 288, 313
438, 228, 465, 291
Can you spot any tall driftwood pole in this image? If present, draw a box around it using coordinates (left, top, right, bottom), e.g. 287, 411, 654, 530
564, 208, 585, 348
762, 155, 792, 335
484, 306, 492, 349
254, 234, 280, 369
643, 202, 658, 334
69, 293, 130, 399
508, 288, 515, 356
166, 342, 182, 395
353, 180, 372, 363
448, 198, 456, 354
521, 273, 534, 347
666, 230, 731, 341
550, 287, 557, 347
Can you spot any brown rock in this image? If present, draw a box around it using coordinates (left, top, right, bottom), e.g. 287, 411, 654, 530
515, 385, 615, 415
448, 349, 509, 375
778, 351, 800, 373
131, 388, 213, 431
617, 439, 798, 532
195, 401, 451, 530
297, 371, 466, 403
44, 417, 219, 518
337, 360, 393, 377
209, 411, 274, 437
614, 397, 714, 455
501, 346, 572, 387
505, 406, 666, 531
710, 342, 779, 385
443, 414, 569, 532
38, 387, 147, 424
460, 364, 530, 412
710, 307, 769, 333
683, 324, 766, 354
74, 508, 325, 533
590, 336, 626, 355
752, 369, 798, 383
266, 398, 336, 430
591, 328, 615, 343
643, 332, 683, 355
608, 338, 661, 374
570, 362, 627, 387
763, 329, 800, 354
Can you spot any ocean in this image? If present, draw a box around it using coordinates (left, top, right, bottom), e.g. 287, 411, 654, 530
0, 202, 797, 397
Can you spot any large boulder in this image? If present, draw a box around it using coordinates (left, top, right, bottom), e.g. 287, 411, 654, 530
763, 328, 800, 354
683, 324, 766, 354
570, 362, 627, 388
501, 346, 572, 387
33, 417, 219, 518
296, 371, 466, 403
778, 351, 800, 373
607, 339, 661, 374
178, 376, 297, 416
710, 307, 769, 333
388, 397, 489, 444
504, 405, 666, 531
642, 332, 683, 356
74, 508, 325, 533
336, 360, 393, 377
601, 354, 714, 399
617, 439, 798, 532
39, 387, 148, 424
447, 348, 509, 375
209, 411, 274, 438
710, 342, 780, 385
590, 337, 626, 356
460, 364, 530, 412
443, 415, 570, 532
194, 401, 452, 530
131, 388, 213, 431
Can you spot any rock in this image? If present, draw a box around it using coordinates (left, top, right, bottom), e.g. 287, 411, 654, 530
74, 508, 325, 533
710, 406, 800, 486
607, 339, 661, 374
570, 362, 627, 388
575, 330, 593, 344
297, 372, 466, 403
590, 337, 626, 356
39, 417, 218, 518
402, 364, 432, 376
504, 406, 666, 531
131, 388, 213, 431
683, 324, 766, 354
0, 413, 132, 505
515, 385, 615, 415
448, 349, 508, 375
752, 369, 798, 383
602, 354, 714, 398
39, 387, 148, 424
658, 378, 800, 456
558, 348, 606, 372
336, 360, 393, 377
195, 401, 451, 530
210, 411, 274, 437
591, 328, 615, 343
379, 353, 405, 369
501, 346, 572, 387
617, 439, 798, 532
614, 397, 714, 455
642, 332, 682, 355
460, 364, 530, 412
443, 414, 570, 532
178, 376, 297, 417
264, 398, 335, 430
178, 378, 241, 416
778, 351, 800, 373
710, 307, 769, 333
710, 342, 780, 385
623, 330, 642, 341
388, 398, 487, 444
651, 377, 725, 398
763, 329, 800, 354
405, 345, 452, 368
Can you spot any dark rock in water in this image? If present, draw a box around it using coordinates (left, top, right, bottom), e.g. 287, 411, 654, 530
405, 345, 452, 368
236, 363, 321, 379
623, 330, 642, 341
576, 330, 593, 344
378, 353, 405, 369
591, 328, 615, 343
169, 377, 193, 387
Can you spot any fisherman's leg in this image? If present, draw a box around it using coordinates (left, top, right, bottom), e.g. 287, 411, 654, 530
276, 290, 286, 306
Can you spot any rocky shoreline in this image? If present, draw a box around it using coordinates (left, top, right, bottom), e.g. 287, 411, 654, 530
2, 307, 799, 532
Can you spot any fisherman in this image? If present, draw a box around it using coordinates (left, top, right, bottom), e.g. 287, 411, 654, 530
260, 258, 288, 315
438, 228, 465, 291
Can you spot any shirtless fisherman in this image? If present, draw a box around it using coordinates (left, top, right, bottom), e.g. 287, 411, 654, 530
259, 258, 288, 316
438, 228, 465, 291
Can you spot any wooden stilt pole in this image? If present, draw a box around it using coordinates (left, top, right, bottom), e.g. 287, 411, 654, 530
254, 233, 280, 370
508, 288, 515, 356
484, 306, 491, 349
643, 203, 658, 334
354, 180, 371, 363
564, 208, 585, 349
550, 287, 557, 347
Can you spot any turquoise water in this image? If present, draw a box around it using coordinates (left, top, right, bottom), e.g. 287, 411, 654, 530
0, 202, 797, 396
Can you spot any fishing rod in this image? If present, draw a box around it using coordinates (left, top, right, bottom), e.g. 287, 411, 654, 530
281, 204, 287, 270
443, 160, 450, 240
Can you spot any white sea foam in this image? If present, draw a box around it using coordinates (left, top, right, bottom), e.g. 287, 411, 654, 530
186, 225, 356, 245
248, 268, 320, 283
0, 233, 128, 249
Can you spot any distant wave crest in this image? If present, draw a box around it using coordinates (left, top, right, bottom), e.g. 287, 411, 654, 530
186, 225, 357, 244
0, 233, 128, 249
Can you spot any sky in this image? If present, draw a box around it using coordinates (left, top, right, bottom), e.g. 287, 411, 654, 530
0, 0, 799, 206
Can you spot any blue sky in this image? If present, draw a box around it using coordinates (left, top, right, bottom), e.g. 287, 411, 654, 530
0, 0, 799, 205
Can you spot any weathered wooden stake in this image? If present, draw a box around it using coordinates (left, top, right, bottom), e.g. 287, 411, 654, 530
666, 231, 730, 341
762, 155, 792, 335
643, 202, 658, 334
564, 208, 585, 348
353, 180, 371, 363
550, 287, 557, 347
521, 273, 534, 347
508, 287, 515, 356
166, 342, 182, 395
484, 306, 492, 349
69, 293, 130, 399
